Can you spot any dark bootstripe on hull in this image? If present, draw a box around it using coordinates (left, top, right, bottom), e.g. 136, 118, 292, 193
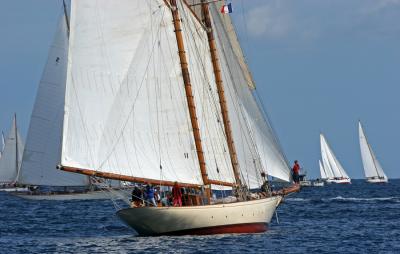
131, 223, 268, 236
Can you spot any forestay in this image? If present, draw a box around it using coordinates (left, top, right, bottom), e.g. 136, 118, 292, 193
210, 3, 291, 185
19, 12, 89, 187
0, 116, 24, 184
62, 0, 207, 185
359, 122, 387, 180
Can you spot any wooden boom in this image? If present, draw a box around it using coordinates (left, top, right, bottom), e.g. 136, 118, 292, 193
58, 165, 235, 188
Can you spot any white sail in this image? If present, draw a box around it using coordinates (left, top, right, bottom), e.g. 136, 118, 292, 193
320, 135, 334, 179
320, 134, 350, 179
18, 11, 89, 187
62, 0, 206, 185
1, 132, 5, 156
210, 4, 291, 185
359, 122, 387, 180
0, 116, 24, 184
319, 160, 327, 179
179, 2, 235, 184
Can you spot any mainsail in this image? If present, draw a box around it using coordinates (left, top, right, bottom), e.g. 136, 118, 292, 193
320, 134, 350, 179
18, 8, 89, 187
60, 0, 290, 189
358, 122, 387, 181
0, 115, 24, 184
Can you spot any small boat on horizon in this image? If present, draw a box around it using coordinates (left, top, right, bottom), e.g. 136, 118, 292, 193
0, 115, 28, 192
320, 134, 351, 184
359, 121, 388, 183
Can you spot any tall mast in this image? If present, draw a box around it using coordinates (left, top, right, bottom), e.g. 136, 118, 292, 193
201, 1, 242, 187
169, 0, 210, 187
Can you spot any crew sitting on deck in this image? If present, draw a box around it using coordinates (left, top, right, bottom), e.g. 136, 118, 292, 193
131, 185, 143, 207
145, 184, 157, 207
172, 181, 182, 207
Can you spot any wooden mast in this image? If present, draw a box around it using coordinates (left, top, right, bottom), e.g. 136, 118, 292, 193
201, 1, 242, 187
169, 0, 210, 187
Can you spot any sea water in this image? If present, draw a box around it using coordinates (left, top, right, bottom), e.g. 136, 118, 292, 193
1, 179, 399, 253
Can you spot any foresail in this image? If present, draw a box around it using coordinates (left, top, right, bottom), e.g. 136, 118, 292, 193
320, 134, 335, 179
61, 0, 203, 185
319, 160, 327, 179
359, 122, 387, 179
19, 11, 89, 187
0, 116, 24, 183
210, 4, 291, 185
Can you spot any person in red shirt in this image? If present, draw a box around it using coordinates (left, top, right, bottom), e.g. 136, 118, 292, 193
292, 160, 300, 184
172, 181, 182, 207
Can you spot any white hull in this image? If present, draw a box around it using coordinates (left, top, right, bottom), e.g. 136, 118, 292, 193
326, 178, 351, 184
312, 181, 324, 187
0, 187, 29, 192
300, 181, 311, 187
11, 190, 116, 200
117, 196, 282, 236
366, 178, 388, 183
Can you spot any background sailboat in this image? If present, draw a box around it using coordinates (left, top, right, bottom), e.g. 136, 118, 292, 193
0, 115, 27, 192
13, 3, 122, 200
359, 121, 388, 183
320, 134, 351, 184
57, 0, 298, 235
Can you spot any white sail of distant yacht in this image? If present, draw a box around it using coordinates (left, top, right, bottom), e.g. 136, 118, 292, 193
320, 134, 351, 184
0, 115, 24, 186
358, 121, 388, 183
319, 160, 327, 180
15, 2, 119, 200
0, 131, 5, 159
55, 0, 298, 236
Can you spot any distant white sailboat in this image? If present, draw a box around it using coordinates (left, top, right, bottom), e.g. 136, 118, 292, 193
13, 2, 122, 200
319, 160, 327, 180
358, 121, 388, 183
0, 115, 28, 192
320, 134, 351, 184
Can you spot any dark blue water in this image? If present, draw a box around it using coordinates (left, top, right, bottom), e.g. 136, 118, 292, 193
1, 180, 399, 253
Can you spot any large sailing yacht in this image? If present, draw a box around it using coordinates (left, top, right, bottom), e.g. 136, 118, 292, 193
359, 121, 388, 183
57, 0, 298, 235
320, 134, 351, 184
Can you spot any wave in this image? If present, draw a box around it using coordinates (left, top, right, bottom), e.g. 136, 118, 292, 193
284, 196, 400, 203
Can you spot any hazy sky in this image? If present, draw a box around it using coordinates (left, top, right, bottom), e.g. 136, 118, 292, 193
0, 0, 399, 179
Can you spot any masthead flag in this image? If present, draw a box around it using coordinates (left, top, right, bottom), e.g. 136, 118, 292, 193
221, 3, 233, 14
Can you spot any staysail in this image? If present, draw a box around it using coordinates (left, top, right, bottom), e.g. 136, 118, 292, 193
209, 3, 291, 185
320, 134, 350, 179
358, 122, 387, 180
0, 115, 24, 184
18, 9, 89, 187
